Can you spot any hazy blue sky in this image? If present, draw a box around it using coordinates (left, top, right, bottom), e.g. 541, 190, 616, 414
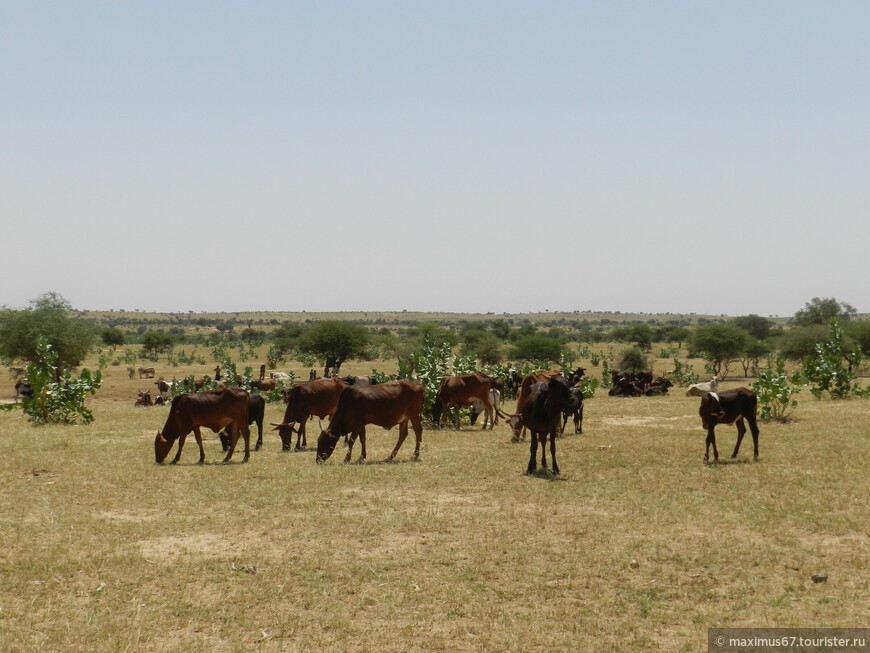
3, 2, 868, 317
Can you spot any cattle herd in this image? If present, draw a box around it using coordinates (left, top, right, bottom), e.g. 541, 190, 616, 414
7, 363, 759, 471
103, 363, 761, 472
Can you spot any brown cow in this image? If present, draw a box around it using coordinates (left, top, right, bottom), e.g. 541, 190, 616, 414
432, 373, 495, 429
316, 380, 424, 463
154, 387, 250, 464
699, 388, 760, 463
522, 375, 580, 475
271, 377, 348, 450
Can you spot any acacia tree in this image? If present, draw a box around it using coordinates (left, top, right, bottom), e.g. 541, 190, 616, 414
0, 292, 94, 378
298, 321, 370, 375
793, 297, 856, 327
688, 324, 748, 379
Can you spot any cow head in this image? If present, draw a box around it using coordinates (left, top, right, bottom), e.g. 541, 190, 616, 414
154, 431, 172, 463
271, 422, 297, 451
316, 430, 340, 463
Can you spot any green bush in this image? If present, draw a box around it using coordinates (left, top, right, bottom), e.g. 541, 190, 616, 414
1, 338, 102, 424
750, 356, 802, 420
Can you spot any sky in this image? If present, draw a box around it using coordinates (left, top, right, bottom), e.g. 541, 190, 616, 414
3, 1, 868, 317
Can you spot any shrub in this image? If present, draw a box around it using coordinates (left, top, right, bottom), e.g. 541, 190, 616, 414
750, 356, 803, 421
798, 319, 868, 399
0, 338, 102, 424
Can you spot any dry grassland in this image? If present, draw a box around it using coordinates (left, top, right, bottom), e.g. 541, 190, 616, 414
1, 356, 867, 652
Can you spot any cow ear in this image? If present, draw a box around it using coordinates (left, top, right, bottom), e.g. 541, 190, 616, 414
156, 430, 166, 443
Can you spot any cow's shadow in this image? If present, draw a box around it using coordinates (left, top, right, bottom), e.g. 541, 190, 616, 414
703, 457, 756, 468
525, 469, 569, 482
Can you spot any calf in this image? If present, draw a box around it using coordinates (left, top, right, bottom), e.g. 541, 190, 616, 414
522, 375, 581, 475
316, 380, 424, 463
154, 387, 250, 464
698, 388, 760, 462
220, 393, 266, 452
469, 388, 502, 427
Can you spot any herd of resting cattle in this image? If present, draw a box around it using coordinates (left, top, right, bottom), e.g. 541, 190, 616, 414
139, 364, 761, 473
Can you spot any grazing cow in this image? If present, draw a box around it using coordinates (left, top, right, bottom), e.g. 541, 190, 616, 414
135, 390, 154, 407
316, 380, 424, 463
469, 388, 502, 427
220, 393, 266, 452
271, 377, 348, 450
154, 387, 251, 464
522, 375, 581, 475
432, 373, 496, 429
14, 380, 33, 402
138, 367, 155, 379
686, 376, 720, 397
698, 388, 760, 462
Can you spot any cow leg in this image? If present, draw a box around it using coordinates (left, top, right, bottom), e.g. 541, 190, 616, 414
222, 424, 239, 462
219, 429, 230, 452
705, 427, 719, 462
731, 417, 747, 459
345, 432, 359, 463
192, 427, 206, 463
483, 397, 495, 430
410, 414, 423, 460
296, 421, 306, 450
171, 430, 189, 464
575, 405, 583, 435
748, 415, 760, 461
358, 428, 367, 461
550, 431, 559, 475
527, 432, 539, 474
254, 419, 263, 451
241, 424, 250, 462
390, 420, 409, 460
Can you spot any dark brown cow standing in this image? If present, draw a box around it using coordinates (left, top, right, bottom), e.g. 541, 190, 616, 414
316, 380, 424, 463
432, 373, 495, 429
521, 375, 581, 475
271, 377, 348, 450
510, 371, 563, 440
220, 393, 266, 452
154, 387, 251, 464
699, 388, 760, 462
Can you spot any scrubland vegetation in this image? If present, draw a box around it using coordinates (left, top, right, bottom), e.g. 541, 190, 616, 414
1, 295, 868, 651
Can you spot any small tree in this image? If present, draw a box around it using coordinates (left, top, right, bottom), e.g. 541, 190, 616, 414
509, 335, 563, 363
298, 321, 370, 376
799, 319, 867, 399
0, 292, 94, 377
0, 338, 102, 424
688, 324, 747, 379
750, 355, 802, 421
617, 346, 648, 373
793, 297, 856, 327
100, 327, 125, 350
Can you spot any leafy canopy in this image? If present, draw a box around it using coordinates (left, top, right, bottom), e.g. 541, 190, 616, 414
0, 292, 94, 371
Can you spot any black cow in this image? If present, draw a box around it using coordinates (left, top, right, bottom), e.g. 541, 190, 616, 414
220, 393, 266, 452
698, 388, 760, 462
521, 375, 581, 475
